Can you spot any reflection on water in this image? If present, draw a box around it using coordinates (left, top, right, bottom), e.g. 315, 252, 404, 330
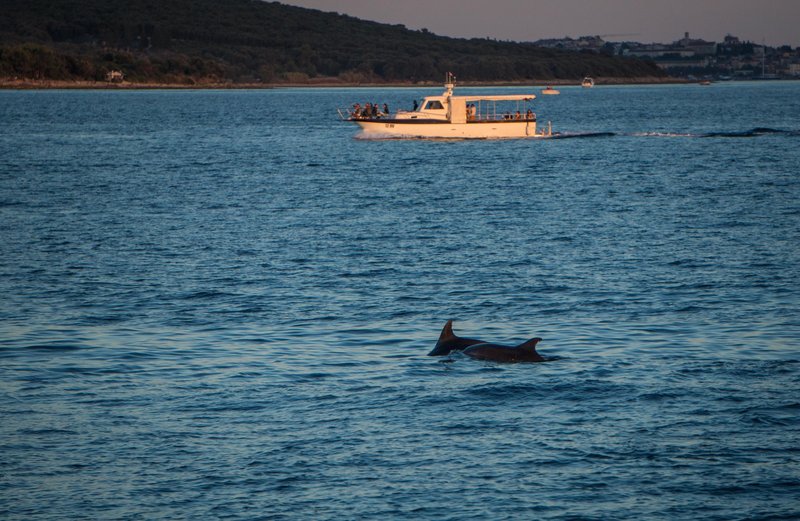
1, 82, 799, 520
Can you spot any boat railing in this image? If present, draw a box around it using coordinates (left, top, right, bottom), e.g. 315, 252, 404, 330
337, 108, 391, 120
338, 107, 537, 123
468, 113, 536, 122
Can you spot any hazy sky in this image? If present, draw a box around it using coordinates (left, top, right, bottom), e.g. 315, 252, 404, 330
279, 0, 800, 47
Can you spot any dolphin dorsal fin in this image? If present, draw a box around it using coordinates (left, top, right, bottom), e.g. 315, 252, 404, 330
438, 320, 455, 341
518, 337, 542, 351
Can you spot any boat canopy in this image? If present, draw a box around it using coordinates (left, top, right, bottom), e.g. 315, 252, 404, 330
453, 94, 536, 102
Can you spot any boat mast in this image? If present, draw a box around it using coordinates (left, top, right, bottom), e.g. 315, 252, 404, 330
444, 72, 455, 96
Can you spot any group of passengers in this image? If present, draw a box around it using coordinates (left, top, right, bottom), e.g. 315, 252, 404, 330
502, 109, 536, 121
351, 102, 390, 119
466, 104, 535, 122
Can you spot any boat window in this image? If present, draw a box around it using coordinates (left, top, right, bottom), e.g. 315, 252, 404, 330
424, 100, 444, 110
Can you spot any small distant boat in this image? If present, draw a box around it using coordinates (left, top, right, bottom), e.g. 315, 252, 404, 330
581, 77, 594, 88
541, 86, 560, 95
699, 80, 712, 86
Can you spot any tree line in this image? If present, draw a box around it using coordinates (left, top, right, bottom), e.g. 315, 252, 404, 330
0, 0, 665, 84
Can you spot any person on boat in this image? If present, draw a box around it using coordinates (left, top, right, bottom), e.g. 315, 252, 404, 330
526, 109, 534, 120
383, 103, 389, 117
352, 103, 361, 118
467, 103, 477, 121
514, 111, 521, 120
413, 99, 418, 111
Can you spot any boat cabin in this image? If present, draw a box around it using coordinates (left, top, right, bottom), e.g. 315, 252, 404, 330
400, 92, 537, 123
338, 73, 552, 139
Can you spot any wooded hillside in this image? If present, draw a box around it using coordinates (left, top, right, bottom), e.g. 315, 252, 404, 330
0, 0, 666, 84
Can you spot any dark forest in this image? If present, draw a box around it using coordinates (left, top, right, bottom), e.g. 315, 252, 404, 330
0, 0, 666, 84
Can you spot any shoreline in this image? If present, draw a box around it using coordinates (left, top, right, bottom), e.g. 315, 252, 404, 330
1, 76, 686, 90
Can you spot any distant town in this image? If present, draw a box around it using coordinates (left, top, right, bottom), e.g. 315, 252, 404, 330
534, 32, 800, 80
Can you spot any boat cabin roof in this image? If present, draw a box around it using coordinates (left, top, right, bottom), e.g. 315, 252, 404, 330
423, 94, 536, 103
458, 94, 536, 102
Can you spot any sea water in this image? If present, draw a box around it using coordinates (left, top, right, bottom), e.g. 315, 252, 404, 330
1, 82, 799, 520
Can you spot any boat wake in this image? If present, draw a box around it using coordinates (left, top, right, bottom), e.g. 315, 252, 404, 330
631, 127, 799, 138
352, 128, 798, 141
548, 132, 617, 139
630, 132, 695, 138
700, 127, 799, 138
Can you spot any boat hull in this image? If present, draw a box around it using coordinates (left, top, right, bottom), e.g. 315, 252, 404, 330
353, 119, 544, 139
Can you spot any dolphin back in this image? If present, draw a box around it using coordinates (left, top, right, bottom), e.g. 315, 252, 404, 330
428, 320, 484, 356
518, 337, 542, 351
438, 319, 455, 343
516, 337, 544, 362
463, 337, 546, 363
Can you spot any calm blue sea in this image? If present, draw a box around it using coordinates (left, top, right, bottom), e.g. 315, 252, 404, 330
1, 81, 799, 520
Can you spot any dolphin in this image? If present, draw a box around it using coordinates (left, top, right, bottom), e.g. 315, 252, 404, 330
428, 320, 485, 356
462, 337, 545, 363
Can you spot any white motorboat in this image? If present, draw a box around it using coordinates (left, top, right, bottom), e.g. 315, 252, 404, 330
541, 86, 560, 95
338, 73, 552, 139
581, 77, 594, 88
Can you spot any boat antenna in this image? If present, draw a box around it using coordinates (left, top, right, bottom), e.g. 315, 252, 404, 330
445, 72, 455, 96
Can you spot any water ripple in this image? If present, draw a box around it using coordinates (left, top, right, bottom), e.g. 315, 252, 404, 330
1, 84, 799, 520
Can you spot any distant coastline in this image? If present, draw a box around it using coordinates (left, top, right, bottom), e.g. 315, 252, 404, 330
1, 1, 667, 89
0, 76, 683, 90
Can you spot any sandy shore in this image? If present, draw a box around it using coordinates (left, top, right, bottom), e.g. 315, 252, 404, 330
0, 76, 684, 90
